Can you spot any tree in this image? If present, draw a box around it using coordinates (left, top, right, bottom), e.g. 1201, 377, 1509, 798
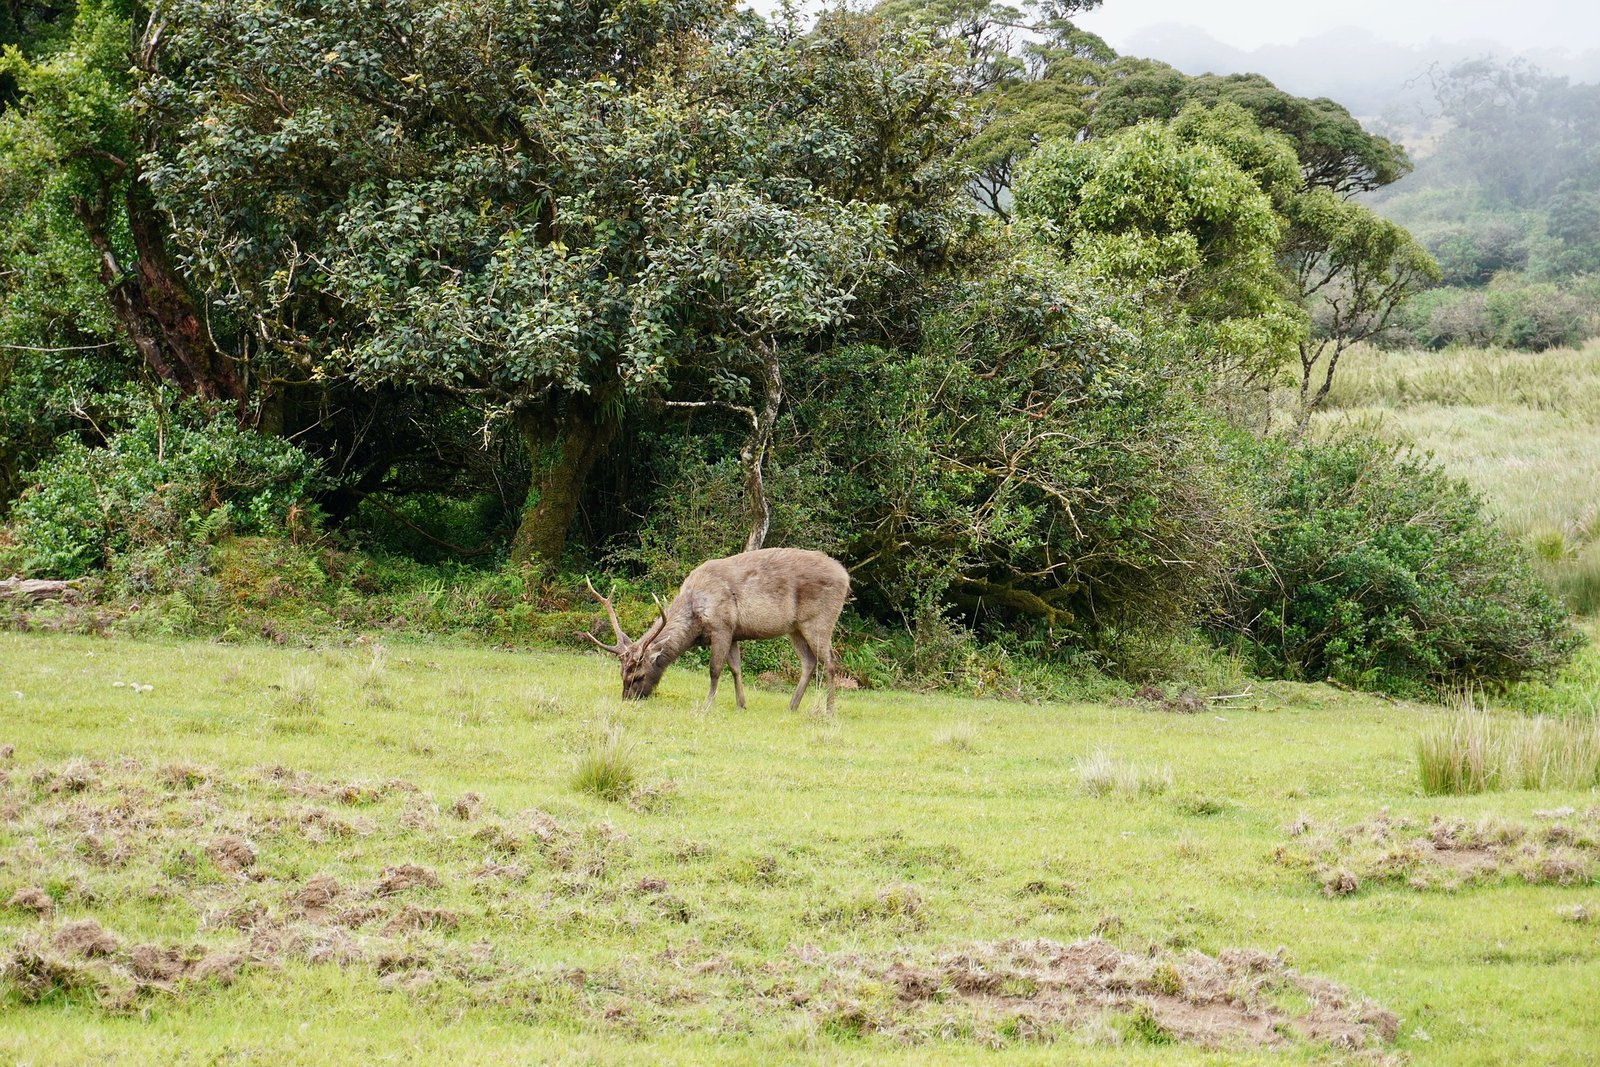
1090, 67, 1412, 199
876, 0, 1109, 220
147, 2, 963, 566
0, 1, 242, 407
1014, 116, 1304, 381
1284, 189, 1437, 432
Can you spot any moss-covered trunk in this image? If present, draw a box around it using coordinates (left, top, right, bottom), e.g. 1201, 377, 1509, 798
510, 410, 614, 568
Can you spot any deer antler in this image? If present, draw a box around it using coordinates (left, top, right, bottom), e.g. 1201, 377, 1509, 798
583, 578, 629, 653
637, 593, 671, 652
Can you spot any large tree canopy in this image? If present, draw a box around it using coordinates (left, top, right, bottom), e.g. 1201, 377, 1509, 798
144, 1, 969, 564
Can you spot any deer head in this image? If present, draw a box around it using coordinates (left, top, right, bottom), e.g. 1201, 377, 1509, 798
583, 579, 670, 699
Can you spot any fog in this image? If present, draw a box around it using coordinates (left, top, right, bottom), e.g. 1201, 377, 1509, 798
1074, 0, 1599, 55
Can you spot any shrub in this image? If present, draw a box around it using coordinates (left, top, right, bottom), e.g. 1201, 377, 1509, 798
1218, 432, 1581, 695
4, 398, 320, 577
782, 253, 1250, 642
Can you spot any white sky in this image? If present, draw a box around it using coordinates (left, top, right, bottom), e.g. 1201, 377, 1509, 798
1074, 0, 1600, 54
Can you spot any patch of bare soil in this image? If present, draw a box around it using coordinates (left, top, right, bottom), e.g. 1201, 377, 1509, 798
288, 874, 341, 917
381, 904, 459, 935
795, 939, 1394, 1051
4, 918, 250, 1010
53, 919, 120, 958
1278, 811, 1600, 893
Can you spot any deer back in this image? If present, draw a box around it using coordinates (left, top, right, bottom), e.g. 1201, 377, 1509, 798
679, 548, 849, 642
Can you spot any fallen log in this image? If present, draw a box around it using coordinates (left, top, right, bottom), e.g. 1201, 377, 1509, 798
0, 577, 83, 602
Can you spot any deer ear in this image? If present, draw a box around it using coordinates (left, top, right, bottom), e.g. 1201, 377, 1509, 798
651, 651, 667, 666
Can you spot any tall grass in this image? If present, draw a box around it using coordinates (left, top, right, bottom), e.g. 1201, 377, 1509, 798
1315, 339, 1600, 615
1418, 690, 1600, 795
1076, 749, 1172, 798
571, 721, 638, 802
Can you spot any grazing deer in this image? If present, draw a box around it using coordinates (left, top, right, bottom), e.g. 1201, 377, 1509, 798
584, 548, 850, 712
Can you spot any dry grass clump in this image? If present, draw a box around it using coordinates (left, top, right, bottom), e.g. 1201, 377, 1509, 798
931, 720, 978, 752
1076, 749, 1172, 798
269, 668, 321, 733
571, 721, 638, 802
1418, 690, 1600, 795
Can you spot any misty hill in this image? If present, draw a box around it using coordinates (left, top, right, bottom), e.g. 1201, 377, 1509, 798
1121, 23, 1600, 126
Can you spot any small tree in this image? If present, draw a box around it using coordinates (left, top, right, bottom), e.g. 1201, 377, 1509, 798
1284, 190, 1438, 434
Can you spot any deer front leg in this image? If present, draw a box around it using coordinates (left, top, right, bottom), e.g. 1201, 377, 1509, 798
728, 642, 746, 710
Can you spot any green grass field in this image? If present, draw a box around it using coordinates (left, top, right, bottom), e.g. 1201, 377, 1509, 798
4, 632, 1598, 1064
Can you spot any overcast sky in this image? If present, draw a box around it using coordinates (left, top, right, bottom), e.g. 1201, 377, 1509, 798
1074, 0, 1600, 54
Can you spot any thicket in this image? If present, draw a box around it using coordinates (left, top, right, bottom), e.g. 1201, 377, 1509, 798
0, 0, 1583, 698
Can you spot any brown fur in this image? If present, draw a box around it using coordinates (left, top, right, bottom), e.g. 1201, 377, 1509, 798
587, 549, 850, 712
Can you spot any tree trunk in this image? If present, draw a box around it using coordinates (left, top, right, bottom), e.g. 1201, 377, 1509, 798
510, 409, 614, 568
741, 343, 783, 553
71, 174, 243, 412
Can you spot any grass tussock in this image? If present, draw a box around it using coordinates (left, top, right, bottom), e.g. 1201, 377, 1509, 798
571, 721, 638, 802
1418, 690, 1600, 795
269, 668, 321, 733
1075, 749, 1172, 798
930, 720, 978, 752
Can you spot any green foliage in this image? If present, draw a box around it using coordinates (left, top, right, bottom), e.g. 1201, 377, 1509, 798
1387, 276, 1595, 351
1219, 433, 1581, 695
0, 0, 141, 501
1089, 66, 1411, 197
784, 246, 1247, 638
4, 397, 320, 577
1015, 118, 1303, 378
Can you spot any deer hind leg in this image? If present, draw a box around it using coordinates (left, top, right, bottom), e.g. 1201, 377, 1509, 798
706, 632, 734, 711
799, 619, 840, 714
728, 641, 746, 710
787, 631, 817, 712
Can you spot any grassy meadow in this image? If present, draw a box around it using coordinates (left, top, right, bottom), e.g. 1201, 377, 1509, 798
4, 631, 1600, 1064
1316, 338, 1600, 614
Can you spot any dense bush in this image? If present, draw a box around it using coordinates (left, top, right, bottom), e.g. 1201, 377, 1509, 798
1389, 277, 1594, 351
4, 401, 321, 578
1216, 433, 1581, 695
779, 255, 1250, 640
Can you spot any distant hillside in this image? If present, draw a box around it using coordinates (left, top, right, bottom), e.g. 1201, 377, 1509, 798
1120, 23, 1600, 129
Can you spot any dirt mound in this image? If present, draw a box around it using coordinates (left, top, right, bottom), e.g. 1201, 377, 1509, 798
8, 886, 53, 917
53, 919, 119, 958
288, 875, 341, 916
450, 793, 482, 820
825, 938, 1395, 1050
1280, 811, 1600, 893
382, 905, 459, 935
375, 864, 439, 895
205, 835, 256, 873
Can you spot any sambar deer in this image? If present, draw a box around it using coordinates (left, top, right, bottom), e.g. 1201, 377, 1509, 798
584, 548, 849, 712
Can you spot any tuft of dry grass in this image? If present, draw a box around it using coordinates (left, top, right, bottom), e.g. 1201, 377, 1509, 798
930, 720, 978, 752
269, 668, 321, 733
1075, 749, 1172, 798
1418, 689, 1600, 795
